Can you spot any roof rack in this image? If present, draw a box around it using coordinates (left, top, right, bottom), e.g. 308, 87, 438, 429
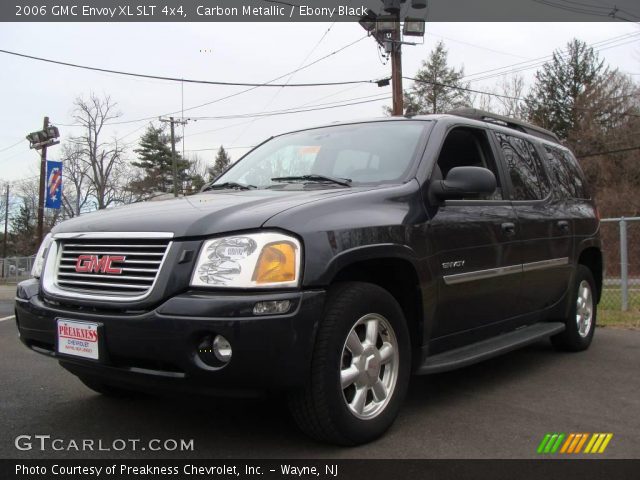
447, 108, 560, 144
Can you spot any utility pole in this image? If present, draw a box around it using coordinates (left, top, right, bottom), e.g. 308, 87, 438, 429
37, 116, 49, 244
359, 1, 425, 116
159, 116, 189, 197
391, 15, 403, 116
26, 116, 60, 246
2, 183, 9, 262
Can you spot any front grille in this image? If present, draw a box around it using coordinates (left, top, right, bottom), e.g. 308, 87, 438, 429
54, 238, 170, 298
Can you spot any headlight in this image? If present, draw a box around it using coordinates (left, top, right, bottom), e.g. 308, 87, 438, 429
31, 233, 53, 278
191, 232, 302, 288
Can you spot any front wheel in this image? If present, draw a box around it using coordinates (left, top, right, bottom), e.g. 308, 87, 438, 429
551, 265, 597, 351
288, 282, 411, 445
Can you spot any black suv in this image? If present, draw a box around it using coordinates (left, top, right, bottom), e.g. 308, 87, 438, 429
15, 109, 601, 445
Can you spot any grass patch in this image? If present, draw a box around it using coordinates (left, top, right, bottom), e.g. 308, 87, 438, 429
598, 309, 640, 329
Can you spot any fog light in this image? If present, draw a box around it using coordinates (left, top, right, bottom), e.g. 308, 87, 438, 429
253, 300, 291, 315
213, 335, 232, 362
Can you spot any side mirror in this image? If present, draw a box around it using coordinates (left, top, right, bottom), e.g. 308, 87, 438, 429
430, 166, 496, 200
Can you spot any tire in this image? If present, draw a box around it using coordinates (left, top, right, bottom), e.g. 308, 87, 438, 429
551, 265, 597, 352
78, 376, 141, 398
288, 282, 411, 445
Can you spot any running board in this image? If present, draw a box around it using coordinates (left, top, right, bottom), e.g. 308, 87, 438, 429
417, 322, 565, 375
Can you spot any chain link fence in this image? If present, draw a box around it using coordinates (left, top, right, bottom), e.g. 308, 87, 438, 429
0, 256, 35, 283
600, 217, 640, 319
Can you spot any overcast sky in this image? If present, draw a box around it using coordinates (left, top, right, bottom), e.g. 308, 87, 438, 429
0, 22, 638, 183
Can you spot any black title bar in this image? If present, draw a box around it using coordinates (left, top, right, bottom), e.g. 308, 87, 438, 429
2, 0, 639, 22
3, 459, 640, 480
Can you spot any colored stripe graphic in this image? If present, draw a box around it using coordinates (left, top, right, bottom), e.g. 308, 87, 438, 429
539, 433, 613, 454
537, 433, 565, 454
585, 433, 614, 453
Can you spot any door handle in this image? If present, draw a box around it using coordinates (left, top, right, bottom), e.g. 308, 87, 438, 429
501, 222, 516, 235
557, 220, 570, 232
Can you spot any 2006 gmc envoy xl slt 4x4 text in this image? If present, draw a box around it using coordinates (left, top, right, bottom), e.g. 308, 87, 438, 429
15, 108, 602, 445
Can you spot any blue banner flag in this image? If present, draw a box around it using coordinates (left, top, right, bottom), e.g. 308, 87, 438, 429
45, 160, 63, 209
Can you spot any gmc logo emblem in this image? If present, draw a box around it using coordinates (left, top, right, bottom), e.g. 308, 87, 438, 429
75, 255, 126, 274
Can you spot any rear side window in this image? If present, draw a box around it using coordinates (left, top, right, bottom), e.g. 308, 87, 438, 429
495, 132, 550, 201
544, 145, 589, 199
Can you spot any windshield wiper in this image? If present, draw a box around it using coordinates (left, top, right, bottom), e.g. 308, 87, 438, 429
202, 181, 256, 192
270, 174, 352, 187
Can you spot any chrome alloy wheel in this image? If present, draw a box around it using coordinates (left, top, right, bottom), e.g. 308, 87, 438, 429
576, 280, 594, 338
340, 313, 399, 420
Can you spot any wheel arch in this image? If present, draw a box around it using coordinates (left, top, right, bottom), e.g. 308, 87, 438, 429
577, 246, 603, 302
326, 248, 426, 353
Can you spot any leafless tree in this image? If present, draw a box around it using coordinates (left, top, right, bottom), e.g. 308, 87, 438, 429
495, 74, 525, 118
60, 143, 94, 218
69, 94, 127, 210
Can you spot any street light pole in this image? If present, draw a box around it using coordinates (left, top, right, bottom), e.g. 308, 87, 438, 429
2, 183, 9, 261
36, 116, 49, 245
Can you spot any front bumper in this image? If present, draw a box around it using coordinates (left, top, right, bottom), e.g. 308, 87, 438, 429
15, 279, 325, 396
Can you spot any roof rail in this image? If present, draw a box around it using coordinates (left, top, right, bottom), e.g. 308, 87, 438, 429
447, 108, 561, 143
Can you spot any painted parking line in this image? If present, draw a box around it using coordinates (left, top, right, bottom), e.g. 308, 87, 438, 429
0, 315, 15, 322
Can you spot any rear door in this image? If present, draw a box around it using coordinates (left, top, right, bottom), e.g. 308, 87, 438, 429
493, 132, 573, 314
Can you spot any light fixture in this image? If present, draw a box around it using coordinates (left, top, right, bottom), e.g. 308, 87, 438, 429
358, 9, 377, 32
376, 16, 398, 34
383, 0, 402, 14
411, 0, 427, 9
26, 125, 61, 150
403, 17, 426, 36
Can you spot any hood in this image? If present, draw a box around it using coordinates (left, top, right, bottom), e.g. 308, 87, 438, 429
51, 187, 376, 238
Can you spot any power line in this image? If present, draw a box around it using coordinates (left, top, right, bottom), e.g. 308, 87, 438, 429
184, 146, 255, 153
229, 21, 338, 146
462, 31, 640, 83
185, 95, 393, 121
0, 47, 376, 89
49, 34, 372, 128
0, 139, 25, 154
402, 76, 640, 118
426, 32, 531, 60
578, 145, 640, 158
530, 0, 638, 21
403, 76, 522, 101
191, 92, 392, 120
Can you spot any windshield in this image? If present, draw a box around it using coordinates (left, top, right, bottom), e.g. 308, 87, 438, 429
213, 121, 429, 189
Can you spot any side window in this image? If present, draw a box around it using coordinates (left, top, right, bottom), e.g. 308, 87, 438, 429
495, 132, 550, 201
544, 145, 589, 199
435, 127, 502, 200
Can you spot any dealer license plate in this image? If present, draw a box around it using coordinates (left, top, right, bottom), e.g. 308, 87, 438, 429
56, 319, 100, 360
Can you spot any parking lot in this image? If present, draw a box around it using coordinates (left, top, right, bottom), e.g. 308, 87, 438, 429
1, 291, 639, 459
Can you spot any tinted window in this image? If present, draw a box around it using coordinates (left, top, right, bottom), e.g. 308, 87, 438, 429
436, 127, 502, 200
544, 145, 589, 199
214, 122, 428, 188
495, 132, 550, 201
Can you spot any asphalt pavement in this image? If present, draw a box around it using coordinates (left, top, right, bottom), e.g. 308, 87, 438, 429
1, 295, 639, 459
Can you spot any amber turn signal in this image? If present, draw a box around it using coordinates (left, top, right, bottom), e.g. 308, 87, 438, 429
252, 242, 297, 284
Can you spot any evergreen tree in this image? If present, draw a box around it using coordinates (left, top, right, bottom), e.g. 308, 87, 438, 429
208, 146, 232, 180
131, 124, 189, 196
524, 39, 607, 140
401, 41, 471, 115
11, 204, 37, 255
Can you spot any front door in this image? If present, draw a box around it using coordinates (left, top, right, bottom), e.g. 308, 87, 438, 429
426, 126, 523, 342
